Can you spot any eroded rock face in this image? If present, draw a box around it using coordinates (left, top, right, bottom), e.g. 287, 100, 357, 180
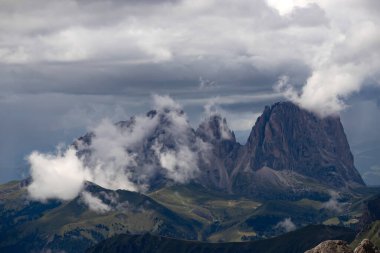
196, 114, 241, 192
305, 240, 353, 253
196, 102, 364, 198
74, 101, 365, 198
244, 102, 364, 188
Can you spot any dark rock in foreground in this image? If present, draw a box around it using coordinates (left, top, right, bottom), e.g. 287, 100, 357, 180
305, 240, 353, 253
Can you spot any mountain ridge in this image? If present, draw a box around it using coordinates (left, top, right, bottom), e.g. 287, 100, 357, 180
72, 101, 365, 199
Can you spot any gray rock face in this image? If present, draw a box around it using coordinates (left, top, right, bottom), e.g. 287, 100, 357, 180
74, 101, 365, 198
196, 102, 364, 198
196, 114, 236, 142
196, 114, 241, 192
244, 102, 364, 188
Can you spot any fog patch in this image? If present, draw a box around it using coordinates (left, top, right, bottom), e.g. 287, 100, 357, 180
80, 191, 111, 213
27, 147, 90, 201
322, 191, 344, 212
27, 95, 209, 203
275, 217, 296, 232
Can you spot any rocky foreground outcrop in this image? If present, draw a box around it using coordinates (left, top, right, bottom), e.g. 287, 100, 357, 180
305, 240, 353, 253
305, 239, 380, 253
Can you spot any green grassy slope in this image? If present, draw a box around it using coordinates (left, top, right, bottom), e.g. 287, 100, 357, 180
0, 182, 200, 253
148, 184, 358, 242
1, 180, 379, 253
148, 183, 262, 241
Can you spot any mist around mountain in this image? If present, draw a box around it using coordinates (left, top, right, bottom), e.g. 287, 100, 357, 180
0, 97, 379, 253
26, 95, 366, 202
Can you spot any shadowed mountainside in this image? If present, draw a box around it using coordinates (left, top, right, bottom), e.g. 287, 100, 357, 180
86, 225, 356, 253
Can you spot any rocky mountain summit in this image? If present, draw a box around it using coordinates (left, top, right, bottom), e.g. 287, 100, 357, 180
196, 102, 365, 198
74, 101, 365, 199
244, 102, 364, 188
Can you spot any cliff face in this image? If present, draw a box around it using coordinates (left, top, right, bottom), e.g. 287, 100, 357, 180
196, 102, 365, 198
244, 102, 364, 188
196, 115, 241, 192
74, 101, 365, 198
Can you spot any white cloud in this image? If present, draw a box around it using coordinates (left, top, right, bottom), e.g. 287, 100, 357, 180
0, 0, 333, 67
266, 0, 314, 15
27, 95, 206, 202
203, 99, 261, 132
275, 1, 380, 116
1, 0, 379, 118
275, 217, 296, 232
3, 0, 378, 118
80, 191, 111, 213
152, 94, 183, 112
322, 191, 344, 212
153, 142, 200, 183
27, 147, 90, 201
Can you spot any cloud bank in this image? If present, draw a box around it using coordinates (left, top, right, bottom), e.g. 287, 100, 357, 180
274, 0, 380, 116
27, 95, 208, 201
2, 0, 380, 186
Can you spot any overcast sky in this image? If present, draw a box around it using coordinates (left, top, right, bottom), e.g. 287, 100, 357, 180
0, 0, 380, 184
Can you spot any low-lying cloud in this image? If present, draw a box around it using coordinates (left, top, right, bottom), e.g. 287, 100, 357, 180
80, 191, 111, 213
27, 95, 209, 202
275, 217, 296, 232
28, 147, 90, 201
322, 191, 345, 212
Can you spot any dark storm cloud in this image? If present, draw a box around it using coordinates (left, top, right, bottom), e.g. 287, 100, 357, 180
76, 0, 181, 5
0, 0, 380, 184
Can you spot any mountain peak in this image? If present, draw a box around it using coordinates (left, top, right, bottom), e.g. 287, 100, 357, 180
245, 101, 364, 188
196, 114, 235, 142
74, 100, 365, 199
